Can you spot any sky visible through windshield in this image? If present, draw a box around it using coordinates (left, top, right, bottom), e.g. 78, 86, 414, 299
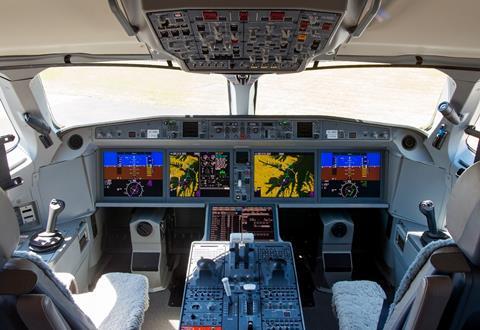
0, 64, 448, 140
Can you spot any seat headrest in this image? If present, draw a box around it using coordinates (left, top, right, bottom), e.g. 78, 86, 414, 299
0, 188, 19, 262
446, 161, 480, 266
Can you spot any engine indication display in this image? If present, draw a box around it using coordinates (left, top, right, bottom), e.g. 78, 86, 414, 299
169, 151, 230, 197
103, 151, 164, 198
320, 152, 381, 198
254, 152, 315, 198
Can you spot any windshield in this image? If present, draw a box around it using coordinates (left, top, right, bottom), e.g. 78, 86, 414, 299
40, 66, 229, 128
40, 64, 448, 130
257, 66, 448, 130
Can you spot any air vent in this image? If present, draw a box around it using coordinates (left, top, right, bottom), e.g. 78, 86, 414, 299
182, 121, 199, 138
401, 135, 417, 150
15, 203, 39, 226
68, 134, 83, 150
136, 221, 154, 237
297, 122, 313, 138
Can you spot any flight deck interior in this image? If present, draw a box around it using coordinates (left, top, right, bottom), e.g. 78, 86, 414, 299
1, 1, 480, 330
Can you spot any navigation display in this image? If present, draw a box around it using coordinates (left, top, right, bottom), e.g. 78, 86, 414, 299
209, 206, 275, 241
253, 152, 315, 198
169, 151, 230, 197
103, 151, 164, 197
320, 152, 381, 198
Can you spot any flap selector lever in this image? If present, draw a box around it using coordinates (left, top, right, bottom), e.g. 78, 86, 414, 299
419, 200, 449, 245
29, 199, 65, 253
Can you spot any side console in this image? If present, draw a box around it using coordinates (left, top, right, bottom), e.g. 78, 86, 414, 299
180, 235, 305, 330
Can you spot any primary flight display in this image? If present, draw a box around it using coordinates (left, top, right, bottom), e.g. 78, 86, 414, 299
103, 151, 164, 197
253, 152, 315, 198
320, 152, 381, 198
169, 151, 231, 197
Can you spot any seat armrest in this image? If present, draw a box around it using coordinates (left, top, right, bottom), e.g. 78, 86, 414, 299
54, 272, 78, 294
404, 275, 453, 330
17, 294, 71, 330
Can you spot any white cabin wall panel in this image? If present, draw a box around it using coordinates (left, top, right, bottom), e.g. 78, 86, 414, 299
37, 157, 94, 223
391, 159, 449, 225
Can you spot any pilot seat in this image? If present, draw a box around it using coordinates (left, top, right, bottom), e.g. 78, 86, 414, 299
331, 161, 480, 329
0, 189, 149, 330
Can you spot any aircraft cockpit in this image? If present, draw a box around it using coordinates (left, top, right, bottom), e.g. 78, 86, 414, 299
1, 1, 480, 329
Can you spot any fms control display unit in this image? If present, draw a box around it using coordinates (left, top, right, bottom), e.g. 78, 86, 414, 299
180, 205, 305, 330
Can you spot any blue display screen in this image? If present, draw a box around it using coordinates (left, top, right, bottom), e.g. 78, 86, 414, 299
320, 152, 381, 167
103, 151, 164, 198
103, 151, 164, 167
320, 152, 382, 198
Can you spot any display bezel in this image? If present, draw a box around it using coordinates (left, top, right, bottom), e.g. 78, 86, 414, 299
319, 149, 386, 202
167, 149, 233, 201
99, 148, 167, 202
204, 204, 280, 241
251, 149, 318, 202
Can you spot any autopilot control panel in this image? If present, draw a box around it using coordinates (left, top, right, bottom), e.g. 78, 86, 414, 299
180, 205, 304, 330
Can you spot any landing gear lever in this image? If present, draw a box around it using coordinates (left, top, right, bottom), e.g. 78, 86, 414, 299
29, 199, 65, 253
419, 200, 449, 245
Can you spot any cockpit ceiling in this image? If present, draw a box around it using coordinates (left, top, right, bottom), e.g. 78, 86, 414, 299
0, 0, 148, 56
0, 0, 480, 64
338, 0, 480, 60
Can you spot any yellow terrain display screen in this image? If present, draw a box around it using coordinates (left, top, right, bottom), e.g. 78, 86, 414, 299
254, 152, 315, 198
169, 151, 230, 198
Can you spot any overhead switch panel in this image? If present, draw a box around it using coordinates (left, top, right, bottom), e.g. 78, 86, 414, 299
147, 9, 341, 73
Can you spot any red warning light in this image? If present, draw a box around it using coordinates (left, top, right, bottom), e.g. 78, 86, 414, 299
202, 11, 218, 21
322, 22, 333, 31
299, 20, 309, 31
270, 11, 285, 21
239, 11, 248, 22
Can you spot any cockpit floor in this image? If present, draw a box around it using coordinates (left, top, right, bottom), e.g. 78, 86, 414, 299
144, 290, 181, 330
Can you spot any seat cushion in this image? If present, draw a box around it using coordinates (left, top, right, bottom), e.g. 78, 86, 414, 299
332, 280, 386, 330
74, 273, 149, 330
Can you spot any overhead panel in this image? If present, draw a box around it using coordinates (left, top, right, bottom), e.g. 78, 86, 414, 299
147, 9, 342, 72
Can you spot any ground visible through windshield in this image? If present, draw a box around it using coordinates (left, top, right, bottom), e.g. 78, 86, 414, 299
35, 65, 448, 130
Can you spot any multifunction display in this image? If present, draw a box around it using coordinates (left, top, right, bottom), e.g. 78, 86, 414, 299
254, 152, 315, 198
209, 206, 275, 241
103, 151, 164, 197
320, 152, 381, 198
169, 151, 231, 197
